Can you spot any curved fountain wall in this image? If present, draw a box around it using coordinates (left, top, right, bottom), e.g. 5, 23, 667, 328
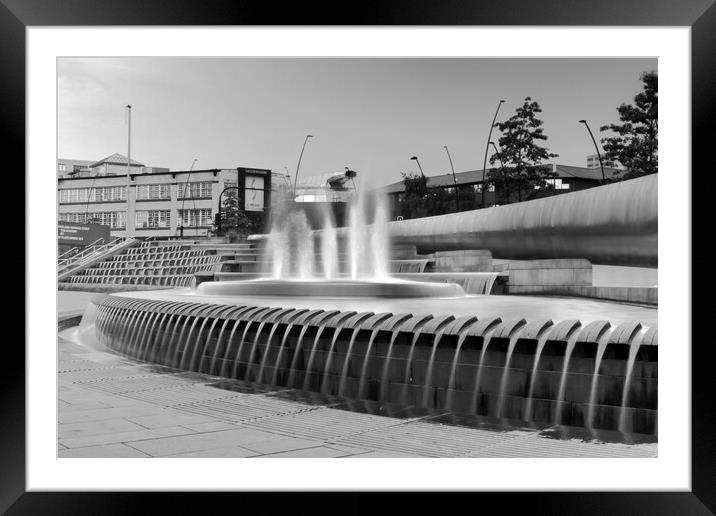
383, 175, 657, 267
90, 294, 657, 434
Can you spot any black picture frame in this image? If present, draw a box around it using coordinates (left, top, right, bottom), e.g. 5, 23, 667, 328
8, 0, 711, 513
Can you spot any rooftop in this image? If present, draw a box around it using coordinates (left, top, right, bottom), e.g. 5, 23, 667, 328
89, 153, 145, 168
378, 164, 624, 194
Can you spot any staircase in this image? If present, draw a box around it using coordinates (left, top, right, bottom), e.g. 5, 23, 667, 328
61, 239, 240, 288
58, 237, 138, 281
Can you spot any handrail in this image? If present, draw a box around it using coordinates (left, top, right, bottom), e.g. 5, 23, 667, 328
58, 237, 130, 272
58, 237, 106, 263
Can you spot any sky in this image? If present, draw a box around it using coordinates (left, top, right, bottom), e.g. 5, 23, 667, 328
58, 57, 656, 190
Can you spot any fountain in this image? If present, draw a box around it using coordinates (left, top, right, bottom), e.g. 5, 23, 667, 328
76, 188, 658, 436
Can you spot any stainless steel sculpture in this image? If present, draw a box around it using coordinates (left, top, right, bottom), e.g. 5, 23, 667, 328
387, 174, 657, 267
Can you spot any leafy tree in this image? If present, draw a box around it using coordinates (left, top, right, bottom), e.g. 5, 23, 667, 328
600, 71, 658, 180
395, 172, 430, 219
489, 97, 559, 202
219, 188, 262, 238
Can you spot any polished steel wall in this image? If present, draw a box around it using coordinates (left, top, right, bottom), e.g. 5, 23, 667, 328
388, 174, 657, 267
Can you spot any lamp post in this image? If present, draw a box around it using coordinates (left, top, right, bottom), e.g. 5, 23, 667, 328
443, 145, 459, 212
489, 141, 508, 204
481, 99, 505, 208
292, 134, 313, 199
579, 119, 606, 183
125, 104, 133, 237
179, 158, 198, 238
410, 156, 425, 178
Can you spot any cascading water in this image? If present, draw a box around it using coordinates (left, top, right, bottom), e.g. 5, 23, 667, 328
586, 339, 609, 428
553, 327, 586, 426
321, 212, 339, 279
495, 335, 521, 418
86, 294, 656, 435
369, 197, 390, 280
618, 339, 643, 433
267, 194, 391, 281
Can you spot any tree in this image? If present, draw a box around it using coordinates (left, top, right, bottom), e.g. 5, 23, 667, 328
600, 71, 658, 180
396, 172, 430, 219
488, 97, 559, 202
220, 188, 261, 239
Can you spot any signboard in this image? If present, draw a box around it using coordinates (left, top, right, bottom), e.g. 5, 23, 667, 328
58, 221, 111, 247
244, 175, 265, 211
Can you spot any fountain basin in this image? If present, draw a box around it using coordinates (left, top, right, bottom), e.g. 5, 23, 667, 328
196, 278, 466, 298
80, 288, 657, 434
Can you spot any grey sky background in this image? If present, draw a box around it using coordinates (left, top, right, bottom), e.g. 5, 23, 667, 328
58, 57, 656, 189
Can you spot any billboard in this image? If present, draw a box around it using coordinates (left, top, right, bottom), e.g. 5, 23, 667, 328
244, 174, 265, 211
58, 221, 111, 247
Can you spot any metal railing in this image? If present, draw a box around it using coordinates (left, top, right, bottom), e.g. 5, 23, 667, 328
58, 237, 133, 274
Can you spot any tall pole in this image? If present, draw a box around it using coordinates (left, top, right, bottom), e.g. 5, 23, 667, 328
579, 120, 606, 183
489, 141, 508, 203
292, 134, 313, 199
443, 145, 459, 212
410, 156, 426, 178
179, 158, 197, 238
481, 99, 505, 208
125, 105, 132, 238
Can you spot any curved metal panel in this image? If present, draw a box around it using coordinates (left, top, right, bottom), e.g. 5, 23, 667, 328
387, 174, 657, 266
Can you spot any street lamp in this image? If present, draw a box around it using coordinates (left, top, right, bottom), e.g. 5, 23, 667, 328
292, 134, 313, 199
410, 156, 426, 178
179, 158, 198, 238
481, 99, 506, 208
125, 104, 133, 237
579, 120, 606, 183
443, 145, 459, 212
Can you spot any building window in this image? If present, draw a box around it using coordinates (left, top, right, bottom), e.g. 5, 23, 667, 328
178, 181, 213, 199
59, 211, 126, 229
58, 186, 126, 204
178, 208, 212, 227
93, 186, 127, 202
136, 210, 170, 229
472, 184, 482, 193
136, 183, 171, 200
58, 163, 67, 173
541, 178, 570, 190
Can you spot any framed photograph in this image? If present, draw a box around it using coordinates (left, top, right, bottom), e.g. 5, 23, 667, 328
10, 0, 711, 512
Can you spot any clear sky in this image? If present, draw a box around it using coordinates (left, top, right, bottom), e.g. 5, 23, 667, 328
58, 57, 656, 190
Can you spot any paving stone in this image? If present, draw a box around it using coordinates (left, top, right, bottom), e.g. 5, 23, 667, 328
129, 412, 217, 429
125, 428, 275, 456
324, 444, 372, 456
180, 421, 239, 433
351, 450, 425, 458
59, 443, 151, 458
60, 426, 195, 449
59, 418, 148, 439
239, 436, 325, 455
161, 446, 259, 458
257, 446, 352, 458
58, 405, 169, 424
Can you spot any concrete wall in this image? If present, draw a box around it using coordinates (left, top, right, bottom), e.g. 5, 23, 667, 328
495, 258, 593, 289
433, 250, 493, 273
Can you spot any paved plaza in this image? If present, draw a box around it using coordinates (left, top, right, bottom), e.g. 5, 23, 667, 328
58, 310, 658, 458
